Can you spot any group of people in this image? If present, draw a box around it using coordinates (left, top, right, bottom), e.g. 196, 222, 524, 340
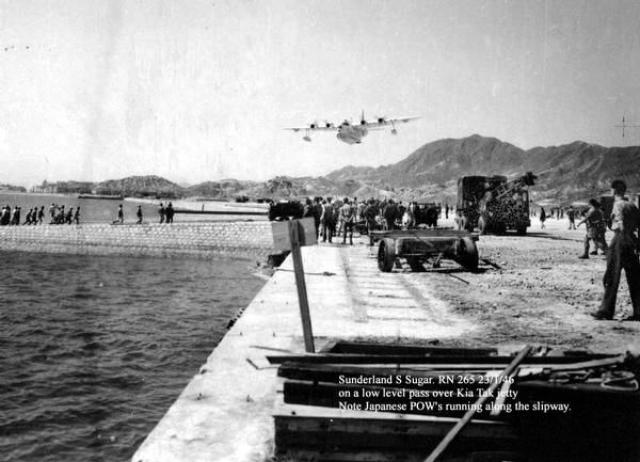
301, 197, 434, 245
111, 202, 175, 225
538, 180, 640, 322
538, 201, 609, 258
0, 203, 80, 225
158, 202, 175, 223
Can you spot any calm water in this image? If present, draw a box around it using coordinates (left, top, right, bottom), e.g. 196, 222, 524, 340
0, 251, 266, 462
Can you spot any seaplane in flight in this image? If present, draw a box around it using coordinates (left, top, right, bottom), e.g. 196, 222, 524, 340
285, 111, 420, 144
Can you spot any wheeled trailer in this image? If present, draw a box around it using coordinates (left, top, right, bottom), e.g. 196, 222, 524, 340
370, 229, 479, 272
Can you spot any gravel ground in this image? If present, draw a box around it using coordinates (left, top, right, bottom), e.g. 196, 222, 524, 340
378, 215, 640, 354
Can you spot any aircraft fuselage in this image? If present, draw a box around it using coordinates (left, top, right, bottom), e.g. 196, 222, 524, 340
337, 125, 367, 144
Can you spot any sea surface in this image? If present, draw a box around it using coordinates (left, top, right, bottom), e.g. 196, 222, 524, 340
0, 251, 266, 462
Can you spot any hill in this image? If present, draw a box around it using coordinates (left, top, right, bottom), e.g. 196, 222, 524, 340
96, 175, 185, 198
34, 136, 640, 205
318, 135, 640, 204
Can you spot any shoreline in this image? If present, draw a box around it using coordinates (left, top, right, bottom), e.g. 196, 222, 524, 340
0, 221, 276, 261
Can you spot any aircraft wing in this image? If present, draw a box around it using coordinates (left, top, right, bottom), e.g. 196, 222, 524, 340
365, 116, 421, 129
283, 125, 338, 132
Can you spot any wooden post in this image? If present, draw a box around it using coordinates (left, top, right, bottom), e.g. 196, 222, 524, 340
288, 220, 315, 353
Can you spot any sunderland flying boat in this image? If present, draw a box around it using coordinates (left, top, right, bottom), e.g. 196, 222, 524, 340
284, 111, 419, 144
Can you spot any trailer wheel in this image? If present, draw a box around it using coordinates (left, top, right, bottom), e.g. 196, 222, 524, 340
457, 237, 479, 271
407, 257, 424, 272
377, 239, 396, 272
478, 216, 487, 235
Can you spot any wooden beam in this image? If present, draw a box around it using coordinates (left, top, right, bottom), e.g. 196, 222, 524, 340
274, 404, 517, 453
289, 220, 315, 353
267, 353, 615, 366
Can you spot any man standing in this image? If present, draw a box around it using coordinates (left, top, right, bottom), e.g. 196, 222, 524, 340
320, 199, 333, 243
136, 205, 143, 224
567, 206, 576, 230
158, 202, 165, 223
592, 180, 640, 321
340, 198, 355, 245
383, 199, 398, 230
312, 197, 323, 239
166, 202, 174, 223
577, 199, 608, 259
117, 204, 124, 224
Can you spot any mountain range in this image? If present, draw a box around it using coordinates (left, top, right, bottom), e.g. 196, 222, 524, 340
36, 135, 640, 205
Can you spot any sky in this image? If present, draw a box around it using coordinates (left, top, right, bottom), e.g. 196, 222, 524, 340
1, 0, 640, 187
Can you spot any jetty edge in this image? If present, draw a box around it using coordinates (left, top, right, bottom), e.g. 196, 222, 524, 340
131, 241, 476, 462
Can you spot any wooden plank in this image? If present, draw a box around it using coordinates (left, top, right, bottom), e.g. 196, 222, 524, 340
282, 380, 500, 419
276, 448, 429, 462
326, 342, 498, 357
289, 220, 315, 353
277, 449, 524, 462
274, 404, 517, 452
271, 217, 316, 251
267, 353, 616, 366
277, 364, 493, 391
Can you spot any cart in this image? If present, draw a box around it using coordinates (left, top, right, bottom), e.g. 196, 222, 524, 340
370, 228, 479, 272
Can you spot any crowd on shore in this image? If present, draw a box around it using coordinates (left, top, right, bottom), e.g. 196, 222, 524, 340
0, 203, 80, 225
294, 197, 443, 245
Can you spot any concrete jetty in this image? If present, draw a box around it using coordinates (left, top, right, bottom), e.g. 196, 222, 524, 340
0, 221, 273, 260
132, 242, 476, 462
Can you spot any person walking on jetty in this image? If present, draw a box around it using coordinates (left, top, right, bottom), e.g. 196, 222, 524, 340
539, 207, 546, 229
158, 202, 165, 223
23, 208, 33, 225
165, 202, 174, 223
74, 207, 80, 224
66, 207, 74, 224
49, 203, 55, 221
1, 205, 9, 225
592, 180, 640, 321
114, 204, 124, 224
577, 199, 608, 259
340, 198, 355, 245
38, 206, 45, 224
136, 205, 143, 224
11, 206, 20, 226
56, 205, 65, 224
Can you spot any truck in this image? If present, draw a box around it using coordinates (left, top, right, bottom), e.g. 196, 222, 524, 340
457, 172, 536, 235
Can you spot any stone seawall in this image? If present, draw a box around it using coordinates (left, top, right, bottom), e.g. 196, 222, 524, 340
0, 222, 275, 259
